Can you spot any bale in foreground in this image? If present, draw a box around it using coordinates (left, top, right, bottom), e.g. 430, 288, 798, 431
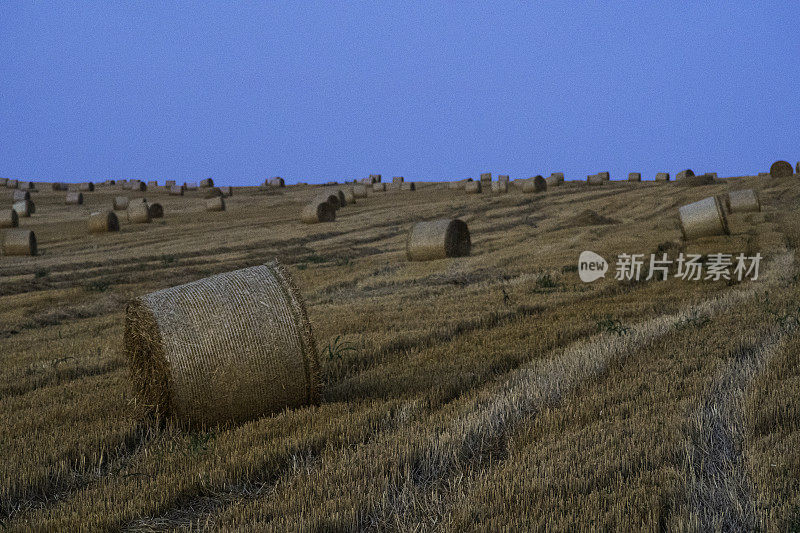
0, 208, 19, 228
406, 218, 471, 261
206, 196, 225, 211
65, 192, 84, 205
128, 202, 151, 223
2, 229, 37, 256
88, 211, 120, 233
148, 203, 164, 219
124, 262, 321, 426
12, 200, 34, 217
725, 189, 760, 213
301, 201, 336, 223
678, 196, 730, 240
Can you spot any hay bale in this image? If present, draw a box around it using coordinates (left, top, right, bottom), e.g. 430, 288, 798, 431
200, 178, 214, 188
124, 261, 320, 426
268, 177, 285, 187
369, 174, 382, 183
498, 175, 510, 183
406, 219, 471, 261
133, 180, 147, 192
676, 169, 694, 181
78, 182, 95, 192
479, 173, 492, 184
342, 188, 355, 204
655, 172, 671, 181
335, 190, 346, 207
491, 181, 508, 194
678, 196, 730, 240
770, 160, 793, 178
51, 182, 68, 191
12, 190, 30, 202
725, 189, 760, 213
372, 182, 386, 193
448, 178, 472, 190
88, 211, 120, 233
127, 202, 151, 223
301, 201, 336, 223
400, 182, 416, 191
185, 182, 198, 190
392, 176, 404, 184
796, 162, 800, 174
148, 203, 164, 219
65, 192, 84, 205
165, 180, 177, 187
206, 197, 225, 212
707, 172, 718, 179
113, 196, 130, 210
597, 171, 610, 180
522, 175, 547, 193
147, 181, 158, 188
352, 184, 368, 198
628, 172, 641, 181
0, 208, 18, 228
587, 174, 606, 185
678, 173, 715, 186
2, 229, 37, 256
6, 179, 18, 189
204, 187, 224, 199
169, 185, 184, 196
464, 180, 482, 193
219, 186, 233, 197
17, 181, 35, 190
546, 173, 564, 186
12, 200, 34, 217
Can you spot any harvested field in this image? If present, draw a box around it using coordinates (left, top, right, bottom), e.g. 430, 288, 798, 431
1, 175, 799, 530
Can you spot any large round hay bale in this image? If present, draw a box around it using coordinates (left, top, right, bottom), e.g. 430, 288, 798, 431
678, 196, 730, 240
369, 174, 382, 183
522, 175, 547, 193
12, 200, 34, 217
342, 188, 355, 204
78, 182, 95, 192
124, 262, 321, 427
219, 186, 233, 197
770, 160, 793, 178
352, 184, 368, 198
392, 176, 404, 184
268, 177, 285, 187
335, 190, 346, 207
2, 229, 37, 256
655, 172, 671, 181
0, 208, 19, 228
678, 173, 715, 186
204, 187, 224, 199
372, 182, 386, 193
6, 179, 18, 189
587, 174, 605, 185
113, 196, 130, 210
301, 201, 336, 224
406, 219, 471, 261
133, 180, 147, 192
676, 169, 694, 181
491, 180, 508, 194
725, 189, 760, 213
206, 196, 225, 212
65, 192, 84, 205
88, 211, 120, 233
498, 174, 510, 183
169, 185, 184, 196
148, 203, 164, 219
464, 180, 482, 193
546, 173, 564, 186
628, 172, 641, 182
127, 202, 151, 223
200, 178, 214, 188
597, 171, 610, 180
12, 189, 30, 202
400, 182, 416, 191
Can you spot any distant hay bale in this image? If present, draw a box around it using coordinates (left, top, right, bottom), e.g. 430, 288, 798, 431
678, 196, 730, 240
0, 208, 18, 228
480, 172, 492, 183
406, 219, 471, 261
148, 203, 164, 219
498, 174, 510, 183
655, 172, 671, 181
369, 174, 382, 183
65, 192, 84, 205
522, 175, 547, 193
19, 181, 35, 190
165, 180, 177, 187
352, 184, 368, 198
185, 182, 198, 190
12, 200, 34, 217
268, 177, 285, 187
597, 171, 610, 180
678, 173, 715, 186
770, 160, 793, 178
448, 178, 472, 190
725, 189, 760, 213
133, 180, 147, 192
124, 262, 321, 427
169, 185, 184, 196
147, 181, 158, 188
628, 172, 641, 182
392, 176, 404, 184
113, 196, 130, 210
204, 187, 224, 199
206, 197, 225, 211
6, 179, 18, 189
127, 202, 151, 223
400, 182, 416, 191
587, 174, 606, 185
546, 173, 564, 186
372, 182, 386, 193
88, 211, 120, 233
676, 169, 694, 181
301, 201, 336, 223
2, 229, 37, 256
78, 182, 95, 192
491, 181, 508, 193
200, 178, 214, 188
464, 180, 482, 193
12, 190, 30, 202
342, 188, 355, 204
51, 182, 68, 191
219, 186, 233, 197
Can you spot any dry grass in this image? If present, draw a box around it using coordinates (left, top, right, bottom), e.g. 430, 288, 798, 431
1, 175, 798, 530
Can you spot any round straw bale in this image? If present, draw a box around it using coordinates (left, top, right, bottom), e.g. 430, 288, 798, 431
12, 200, 34, 217
678, 173, 715, 186
676, 169, 694, 181
219, 186, 233, 197
12, 189, 30, 202
206, 196, 225, 212
400, 182, 416, 191
78, 182, 95, 192
200, 178, 214, 188
165, 180, 177, 187
148, 203, 164, 219
628, 172, 641, 181
2, 229, 37, 256
88, 211, 120, 233
546, 173, 564, 186
392, 176, 404, 184
369, 174, 382, 183
113, 196, 130, 210
133, 180, 147, 192
268, 177, 285, 187
204, 187, 224, 199
372, 182, 386, 193
448, 178, 472, 190
498, 174, 510, 183
480, 173, 492, 184
597, 171, 610, 180
522, 175, 547, 193
725, 189, 760, 213
185, 182, 198, 190
464, 180, 482, 193
124, 261, 320, 427
147, 181, 158, 188
587, 174, 605, 185
0, 208, 18, 228
678, 196, 730, 240
406, 219, 471, 261
352, 184, 368, 198
335, 190, 347, 207
51, 182, 67, 191
19, 181, 35, 190
342, 188, 355, 204
6, 179, 18, 189
770, 160, 793, 178
127, 202, 151, 223
655, 172, 671, 181
65, 192, 84, 205
169, 185, 184, 196
491, 180, 508, 193
301, 201, 336, 223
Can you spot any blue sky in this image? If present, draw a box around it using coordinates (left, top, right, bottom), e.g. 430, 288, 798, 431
1, 2, 798, 185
